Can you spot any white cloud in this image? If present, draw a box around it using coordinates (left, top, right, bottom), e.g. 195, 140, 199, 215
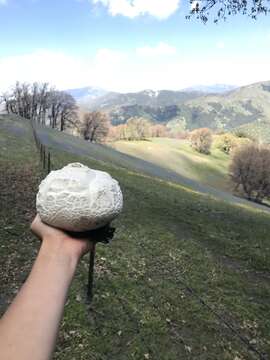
216, 41, 225, 49
94, 48, 128, 64
136, 42, 177, 57
0, 48, 270, 93
92, 0, 181, 19
0, 50, 91, 91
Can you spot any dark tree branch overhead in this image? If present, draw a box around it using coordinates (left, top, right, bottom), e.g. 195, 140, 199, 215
188, 0, 270, 22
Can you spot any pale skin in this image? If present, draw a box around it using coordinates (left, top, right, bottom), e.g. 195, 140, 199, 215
0, 215, 93, 360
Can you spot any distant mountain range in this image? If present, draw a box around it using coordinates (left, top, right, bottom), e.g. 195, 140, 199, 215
66, 86, 108, 102
84, 89, 204, 109
66, 82, 270, 138
66, 83, 236, 103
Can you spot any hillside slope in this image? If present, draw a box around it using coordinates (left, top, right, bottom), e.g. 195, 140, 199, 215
1, 115, 270, 359
111, 138, 230, 191
233, 118, 270, 143
34, 122, 270, 212
181, 81, 270, 130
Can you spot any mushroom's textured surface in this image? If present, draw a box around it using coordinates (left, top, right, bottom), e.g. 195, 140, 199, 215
36, 163, 123, 231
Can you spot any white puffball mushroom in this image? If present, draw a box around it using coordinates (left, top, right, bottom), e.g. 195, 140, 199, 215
36, 163, 123, 232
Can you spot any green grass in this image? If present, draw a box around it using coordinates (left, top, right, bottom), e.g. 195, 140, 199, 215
111, 138, 231, 191
1, 115, 270, 359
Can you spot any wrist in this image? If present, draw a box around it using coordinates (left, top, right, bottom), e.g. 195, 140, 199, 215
39, 236, 80, 271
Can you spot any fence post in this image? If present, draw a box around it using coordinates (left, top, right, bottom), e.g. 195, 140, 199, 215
31, 120, 52, 175
43, 147, 46, 169
87, 243, 96, 303
40, 144, 43, 162
47, 152, 51, 174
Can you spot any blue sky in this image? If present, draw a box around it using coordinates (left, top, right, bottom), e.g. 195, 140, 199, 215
0, 0, 270, 92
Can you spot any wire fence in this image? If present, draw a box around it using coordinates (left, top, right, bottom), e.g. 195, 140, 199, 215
31, 120, 52, 175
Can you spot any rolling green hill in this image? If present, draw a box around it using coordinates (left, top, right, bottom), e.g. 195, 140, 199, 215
111, 138, 231, 192
1, 115, 270, 359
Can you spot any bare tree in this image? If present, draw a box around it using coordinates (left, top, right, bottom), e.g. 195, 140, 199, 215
150, 124, 167, 138
108, 124, 129, 141
1, 82, 78, 132
126, 117, 151, 140
59, 92, 79, 132
230, 143, 270, 203
188, 0, 270, 23
48, 91, 78, 131
37, 83, 50, 124
1, 92, 13, 114
190, 128, 213, 154
81, 111, 110, 143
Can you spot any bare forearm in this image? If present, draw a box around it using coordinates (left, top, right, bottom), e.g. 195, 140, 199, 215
0, 240, 78, 360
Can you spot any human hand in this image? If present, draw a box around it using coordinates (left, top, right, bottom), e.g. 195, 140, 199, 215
31, 215, 93, 263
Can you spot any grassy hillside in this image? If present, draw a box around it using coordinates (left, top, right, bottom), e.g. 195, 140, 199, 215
1, 115, 270, 359
111, 138, 231, 191
233, 119, 270, 144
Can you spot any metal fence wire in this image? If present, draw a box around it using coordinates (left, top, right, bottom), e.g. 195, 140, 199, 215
31, 121, 51, 175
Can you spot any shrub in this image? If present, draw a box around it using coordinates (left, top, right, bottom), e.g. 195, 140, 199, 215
230, 143, 270, 203
215, 133, 239, 154
190, 128, 213, 154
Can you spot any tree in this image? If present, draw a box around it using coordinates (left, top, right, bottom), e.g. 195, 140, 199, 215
107, 124, 129, 141
166, 117, 188, 139
215, 133, 237, 154
48, 91, 78, 131
1, 82, 78, 132
190, 128, 213, 154
188, 0, 270, 23
1, 92, 13, 114
81, 111, 110, 143
230, 143, 270, 203
59, 92, 78, 132
126, 117, 151, 140
150, 124, 167, 138
215, 132, 250, 154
